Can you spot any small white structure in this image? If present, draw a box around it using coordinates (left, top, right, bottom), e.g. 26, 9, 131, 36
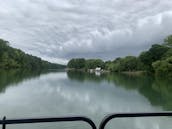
95, 67, 101, 71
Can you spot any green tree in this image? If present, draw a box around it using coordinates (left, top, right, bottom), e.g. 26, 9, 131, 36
152, 56, 172, 77
162, 48, 172, 59
164, 35, 172, 47
67, 58, 86, 69
0, 38, 65, 69
86, 59, 104, 69
139, 44, 169, 71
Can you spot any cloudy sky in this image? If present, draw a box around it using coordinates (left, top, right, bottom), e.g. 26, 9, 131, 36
0, 0, 172, 64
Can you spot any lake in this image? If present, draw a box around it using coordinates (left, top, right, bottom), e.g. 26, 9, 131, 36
0, 70, 172, 129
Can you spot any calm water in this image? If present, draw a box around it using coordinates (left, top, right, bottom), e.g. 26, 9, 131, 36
0, 70, 172, 129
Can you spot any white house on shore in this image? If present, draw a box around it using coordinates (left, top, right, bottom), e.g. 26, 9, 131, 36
95, 67, 101, 71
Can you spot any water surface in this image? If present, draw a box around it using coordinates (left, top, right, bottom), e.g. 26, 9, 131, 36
0, 70, 172, 129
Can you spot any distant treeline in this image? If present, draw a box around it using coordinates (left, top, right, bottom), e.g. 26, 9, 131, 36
67, 35, 172, 77
0, 39, 66, 69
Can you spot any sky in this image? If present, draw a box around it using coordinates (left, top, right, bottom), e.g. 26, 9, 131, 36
0, 0, 172, 64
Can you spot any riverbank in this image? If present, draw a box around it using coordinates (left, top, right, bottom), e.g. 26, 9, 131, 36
65, 68, 110, 73
66, 68, 147, 76
121, 71, 147, 76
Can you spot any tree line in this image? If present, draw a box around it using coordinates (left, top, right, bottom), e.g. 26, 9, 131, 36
68, 58, 105, 70
0, 39, 65, 69
67, 35, 172, 77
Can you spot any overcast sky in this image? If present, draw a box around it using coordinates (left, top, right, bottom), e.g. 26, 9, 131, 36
0, 0, 172, 64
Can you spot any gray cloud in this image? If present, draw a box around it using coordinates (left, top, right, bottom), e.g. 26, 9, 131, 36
0, 0, 172, 64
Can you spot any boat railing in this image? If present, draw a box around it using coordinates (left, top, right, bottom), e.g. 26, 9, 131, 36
1, 112, 172, 129
99, 112, 172, 129
0, 116, 96, 129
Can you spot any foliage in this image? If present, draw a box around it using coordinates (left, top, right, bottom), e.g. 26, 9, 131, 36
85, 59, 105, 69
67, 58, 104, 70
118, 56, 143, 71
152, 56, 172, 77
164, 35, 172, 47
67, 58, 86, 69
162, 48, 172, 59
104, 56, 144, 72
0, 38, 65, 69
139, 44, 169, 71
67, 35, 172, 77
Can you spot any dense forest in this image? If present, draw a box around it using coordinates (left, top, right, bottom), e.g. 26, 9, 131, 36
0, 39, 65, 69
67, 35, 172, 77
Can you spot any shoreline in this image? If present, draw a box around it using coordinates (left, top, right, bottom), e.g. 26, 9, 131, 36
121, 71, 147, 76
66, 68, 146, 75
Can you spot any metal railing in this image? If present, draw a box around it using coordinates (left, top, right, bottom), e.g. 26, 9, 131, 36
99, 112, 172, 129
0, 116, 96, 129
1, 112, 172, 129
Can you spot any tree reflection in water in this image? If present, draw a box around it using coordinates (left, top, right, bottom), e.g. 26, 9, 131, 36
67, 71, 172, 110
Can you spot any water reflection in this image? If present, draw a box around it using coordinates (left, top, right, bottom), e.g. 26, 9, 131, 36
67, 71, 106, 83
0, 69, 50, 93
67, 71, 172, 111
0, 70, 171, 129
